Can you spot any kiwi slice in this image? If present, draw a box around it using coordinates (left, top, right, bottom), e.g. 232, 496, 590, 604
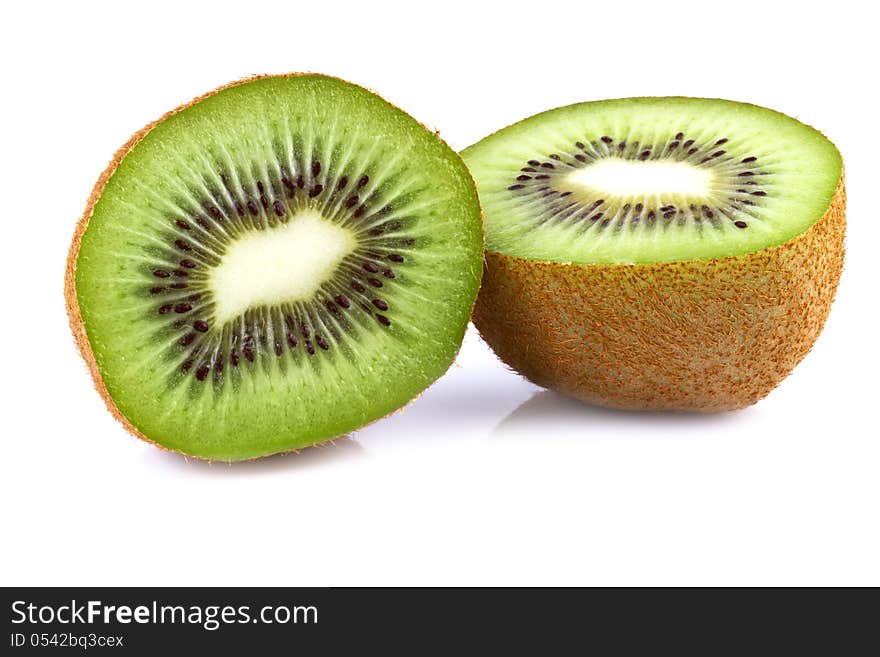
463, 98, 844, 411
66, 74, 482, 459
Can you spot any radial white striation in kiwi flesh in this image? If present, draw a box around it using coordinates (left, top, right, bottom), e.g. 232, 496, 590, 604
66, 75, 483, 459
464, 98, 844, 411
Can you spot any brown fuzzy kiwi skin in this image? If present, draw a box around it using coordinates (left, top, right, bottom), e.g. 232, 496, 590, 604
64, 73, 482, 461
473, 175, 846, 412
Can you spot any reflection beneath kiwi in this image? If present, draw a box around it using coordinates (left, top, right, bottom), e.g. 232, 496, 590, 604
145, 436, 366, 474
492, 389, 744, 439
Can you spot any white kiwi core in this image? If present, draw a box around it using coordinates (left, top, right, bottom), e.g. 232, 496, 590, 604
209, 210, 357, 325
564, 159, 715, 200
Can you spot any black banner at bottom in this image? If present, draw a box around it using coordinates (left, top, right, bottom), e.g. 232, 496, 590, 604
1, 587, 874, 653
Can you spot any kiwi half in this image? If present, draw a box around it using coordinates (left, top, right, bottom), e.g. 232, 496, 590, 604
66, 74, 483, 459
463, 98, 844, 411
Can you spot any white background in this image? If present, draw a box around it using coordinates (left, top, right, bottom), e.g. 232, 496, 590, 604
2, 1, 877, 586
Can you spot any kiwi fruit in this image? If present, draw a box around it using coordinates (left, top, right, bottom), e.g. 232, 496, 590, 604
65, 74, 483, 460
463, 98, 844, 411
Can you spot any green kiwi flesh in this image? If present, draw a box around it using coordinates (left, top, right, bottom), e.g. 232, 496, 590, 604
69, 75, 483, 460
464, 97, 841, 264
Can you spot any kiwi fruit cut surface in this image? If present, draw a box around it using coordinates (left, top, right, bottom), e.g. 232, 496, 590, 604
463, 98, 844, 411
66, 74, 483, 459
